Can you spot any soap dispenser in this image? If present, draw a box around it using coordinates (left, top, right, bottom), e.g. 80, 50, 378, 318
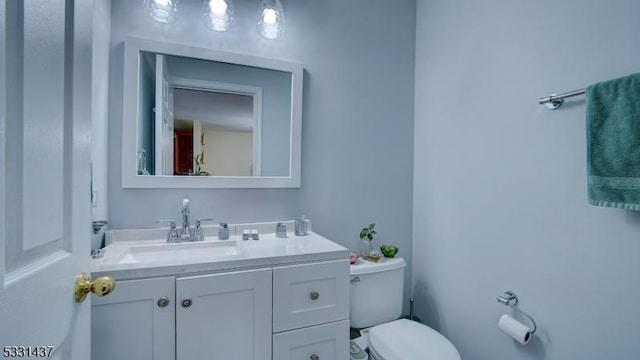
295, 215, 309, 236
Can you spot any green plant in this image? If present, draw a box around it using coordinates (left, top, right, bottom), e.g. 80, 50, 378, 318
380, 245, 399, 258
359, 223, 377, 241
194, 154, 203, 175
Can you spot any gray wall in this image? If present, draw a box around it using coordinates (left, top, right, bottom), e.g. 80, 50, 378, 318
108, 0, 416, 310
413, 0, 640, 359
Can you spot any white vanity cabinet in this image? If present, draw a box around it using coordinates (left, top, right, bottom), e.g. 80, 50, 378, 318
91, 277, 175, 360
91, 260, 349, 360
176, 268, 272, 360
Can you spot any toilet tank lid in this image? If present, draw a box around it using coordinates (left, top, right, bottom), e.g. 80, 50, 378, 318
369, 319, 461, 360
350, 257, 406, 275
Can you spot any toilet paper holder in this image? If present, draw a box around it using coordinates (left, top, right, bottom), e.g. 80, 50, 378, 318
497, 291, 537, 334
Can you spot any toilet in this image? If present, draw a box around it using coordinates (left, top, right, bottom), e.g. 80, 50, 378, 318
350, 257, 461, 360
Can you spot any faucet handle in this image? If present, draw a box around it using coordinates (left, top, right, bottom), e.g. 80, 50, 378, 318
157, 220, 179, 242
195, 218, 214, 229
157, 219, 177, 227
194, 218, 215, 241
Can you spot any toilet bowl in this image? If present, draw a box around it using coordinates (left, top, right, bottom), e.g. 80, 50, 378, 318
368, 319, 460, 360
350, 257, 460, 360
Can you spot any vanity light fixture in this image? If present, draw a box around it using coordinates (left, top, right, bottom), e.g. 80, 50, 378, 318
257, 0, 285, 39
203, 0, 235, 31
144, 0, 179, 24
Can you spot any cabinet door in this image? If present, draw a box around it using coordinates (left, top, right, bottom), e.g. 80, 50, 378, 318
176, 268, 272, 360
91, 277, 175, 360
273, 320, 350, 360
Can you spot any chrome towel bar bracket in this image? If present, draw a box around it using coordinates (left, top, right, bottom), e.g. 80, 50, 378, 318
538, 88, 586, 110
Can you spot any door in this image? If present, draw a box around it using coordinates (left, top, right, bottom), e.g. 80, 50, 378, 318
173, 130, 193, 175
176, 268, 272, 360
155, 54, 174, 175
92, 277, 175, 360
0, 0, 95, 358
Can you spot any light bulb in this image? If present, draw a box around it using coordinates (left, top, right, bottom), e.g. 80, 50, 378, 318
144, 0, 179, 23
262, 8, 277, 24
209, 0, 227, 15
203, 0, 234, 31
257, 0, 285, 39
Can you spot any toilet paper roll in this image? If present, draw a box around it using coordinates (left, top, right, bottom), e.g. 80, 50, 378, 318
498, 314, 532, 345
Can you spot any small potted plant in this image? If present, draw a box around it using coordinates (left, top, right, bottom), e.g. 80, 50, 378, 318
380, 244, 399, 258
359, 223, 382, 262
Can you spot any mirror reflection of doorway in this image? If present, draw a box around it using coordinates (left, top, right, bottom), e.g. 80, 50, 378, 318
173, 88, 257, 176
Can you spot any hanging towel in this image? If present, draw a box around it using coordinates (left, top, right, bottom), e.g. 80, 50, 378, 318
586, 72, 640, 210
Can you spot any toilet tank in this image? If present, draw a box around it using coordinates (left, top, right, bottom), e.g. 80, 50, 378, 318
350, 257, 406, 329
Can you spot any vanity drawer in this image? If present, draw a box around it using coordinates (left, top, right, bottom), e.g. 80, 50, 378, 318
273, 320, 350, 360
273, 259, 349, 332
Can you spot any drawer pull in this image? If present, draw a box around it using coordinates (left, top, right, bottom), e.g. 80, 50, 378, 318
157, 297, 170, 308
310, 355, 319, 360
310, 291, 320, 300
181, 298, 193, 308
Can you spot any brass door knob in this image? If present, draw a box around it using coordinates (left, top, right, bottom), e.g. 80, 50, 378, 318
74, 273, 116, 303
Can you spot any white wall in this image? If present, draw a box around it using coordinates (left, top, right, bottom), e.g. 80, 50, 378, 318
107, 0, 416, 311
413, 0, 640, 359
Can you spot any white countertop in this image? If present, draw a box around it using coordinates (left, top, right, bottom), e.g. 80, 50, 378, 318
92, 228, 349, 280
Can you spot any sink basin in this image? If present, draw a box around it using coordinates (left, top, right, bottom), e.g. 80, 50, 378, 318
111, 240, 240, 265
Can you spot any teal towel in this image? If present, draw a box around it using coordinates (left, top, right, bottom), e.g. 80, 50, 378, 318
586, 73, 640, 209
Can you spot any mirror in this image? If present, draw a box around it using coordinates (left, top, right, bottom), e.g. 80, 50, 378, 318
121, 37, 303, 188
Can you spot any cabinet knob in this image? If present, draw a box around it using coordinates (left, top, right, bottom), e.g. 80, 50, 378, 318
310, 291, 320, 300
157, 297, 170, 308
181, 298, 193, 308
310, 355, 319, 360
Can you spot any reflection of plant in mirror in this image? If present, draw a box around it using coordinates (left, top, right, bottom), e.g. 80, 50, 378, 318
193, 154, 208, 176
192, 130, 209, 176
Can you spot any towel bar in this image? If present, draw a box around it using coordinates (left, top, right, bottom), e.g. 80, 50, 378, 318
539, 88, 586, 109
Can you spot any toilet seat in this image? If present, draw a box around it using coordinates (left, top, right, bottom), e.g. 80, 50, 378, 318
368, 319, 461, 360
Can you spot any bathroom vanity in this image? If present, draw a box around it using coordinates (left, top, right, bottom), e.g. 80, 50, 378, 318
91, 221, 350, 360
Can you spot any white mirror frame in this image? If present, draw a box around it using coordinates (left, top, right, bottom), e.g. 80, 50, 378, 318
121, 37, 303, 188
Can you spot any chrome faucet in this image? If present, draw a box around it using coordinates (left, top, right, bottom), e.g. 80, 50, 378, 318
181, 196, 192, 237
157, 196, 214, 242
